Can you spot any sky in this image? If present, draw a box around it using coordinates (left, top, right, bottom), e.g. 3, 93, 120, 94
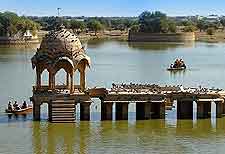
1, 0, 225, 17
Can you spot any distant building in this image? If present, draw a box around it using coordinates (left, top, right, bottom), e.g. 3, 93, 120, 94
205, 15, 220, 23
23, 30, 38, 40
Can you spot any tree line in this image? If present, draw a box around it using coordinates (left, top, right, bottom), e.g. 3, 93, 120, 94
0, 11, 40, 37
2, 10, 225, 37
31, 11, 225, 35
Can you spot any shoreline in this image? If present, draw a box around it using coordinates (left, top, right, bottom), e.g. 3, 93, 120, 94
1, 31, 225, 45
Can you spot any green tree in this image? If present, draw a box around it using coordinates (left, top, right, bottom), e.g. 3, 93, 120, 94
183, 25, 196, 32
138, 11, 176, 33
0, 11, 40, 37
70, 20, 86, 33
168, 21, 177, 33
196, 20, 205, 32
87, 20, 103, 35
139, 11, 166, 33
220, 18, 225, 31
130, 25, 140, 33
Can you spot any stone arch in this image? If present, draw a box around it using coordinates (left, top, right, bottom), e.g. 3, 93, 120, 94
41, 69, 49, 86
74, 69, 81, 90
54, 57, 74, 75
55, 68, 67, 86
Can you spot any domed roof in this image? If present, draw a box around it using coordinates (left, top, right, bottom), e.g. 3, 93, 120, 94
31, 27, 90, 70
38, 27, 83, 56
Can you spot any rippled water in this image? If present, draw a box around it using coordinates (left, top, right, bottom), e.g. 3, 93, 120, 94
0, 40, 225, 153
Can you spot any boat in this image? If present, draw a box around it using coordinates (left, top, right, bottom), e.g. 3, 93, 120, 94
167, 58, 186, 71
5, 105, 33, 114
167, 66, 186, 71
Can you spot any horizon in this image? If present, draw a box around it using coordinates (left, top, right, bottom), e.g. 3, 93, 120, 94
1, 0, 225, 17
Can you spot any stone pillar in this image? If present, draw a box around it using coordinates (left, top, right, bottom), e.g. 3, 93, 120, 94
70, 73, 74, 93
216, 101, 223, 118
197, 101, 211, 119
222, 100, 225, 116
101, 101, 113, 121
36, 69, 41, 89
80, 69, 85, 92
48, 103, 52, 122
33, 102, 41, 121
66, 72, 69, 89
136, 102, 151, 120
115, 102, 129, 120
159, 102, 165, 119
151, 102, 165, 119
177, 100, 193, 119
80, 102, 91, 121
136, 103, 145, 120
49, 72, 54, 90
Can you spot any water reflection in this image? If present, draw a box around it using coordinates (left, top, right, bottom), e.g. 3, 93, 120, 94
31, 117, 225, 154
128, 42, 194, 52
169, 69, 187, 77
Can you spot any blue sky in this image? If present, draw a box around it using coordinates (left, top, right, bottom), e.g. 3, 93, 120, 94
1, 0, 225, 16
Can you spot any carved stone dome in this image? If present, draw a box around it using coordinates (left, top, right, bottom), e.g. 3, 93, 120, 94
39, 28, 83, 57
31, 27, 90, 71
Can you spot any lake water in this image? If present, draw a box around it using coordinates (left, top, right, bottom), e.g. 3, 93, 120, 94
0, 40, 225, 153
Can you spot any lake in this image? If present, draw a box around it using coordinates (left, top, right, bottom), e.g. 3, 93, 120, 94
0, 40, 225, 154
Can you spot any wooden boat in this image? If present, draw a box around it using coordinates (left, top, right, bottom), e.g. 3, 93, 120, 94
167, 67, 186, 71
5, 105, 33, 114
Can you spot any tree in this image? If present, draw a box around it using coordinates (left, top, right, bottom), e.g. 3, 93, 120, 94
183, 25, 196, 32
168, 21, 177, 33
130, 25, 140, 33
196, 20, 205, 32
138, 11, 176, 33
139, 11, 166, 33
87, 20, 103, 35
70, 20, 86, 34
220, 18, 225, 31
0, 11, 40, 37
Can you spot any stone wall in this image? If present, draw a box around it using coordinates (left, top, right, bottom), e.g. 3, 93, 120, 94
128, 32, 195, 42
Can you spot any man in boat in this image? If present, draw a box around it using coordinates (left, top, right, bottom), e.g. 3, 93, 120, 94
22, 101, 27, 109
13, 101, 20, 110
8, 101, 13, 111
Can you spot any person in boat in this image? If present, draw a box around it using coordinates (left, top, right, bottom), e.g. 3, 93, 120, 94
172, 58, 186, 69
13, 101, 20, 110
22, 101, 27, 109
8, 101, 13, 111
180, 59, 186, 68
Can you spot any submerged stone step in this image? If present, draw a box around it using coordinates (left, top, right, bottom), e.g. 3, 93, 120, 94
52, 107, 75, 111
52, 104, 75, 107
52, 115, 75, 119
52, 100, 76, 104
51, 111, 75, 115
51, 121, 75, 123
51, 118, 75, 121
51, 113, 75, 116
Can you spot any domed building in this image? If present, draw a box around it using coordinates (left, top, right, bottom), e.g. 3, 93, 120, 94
31, 26, 90, 93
